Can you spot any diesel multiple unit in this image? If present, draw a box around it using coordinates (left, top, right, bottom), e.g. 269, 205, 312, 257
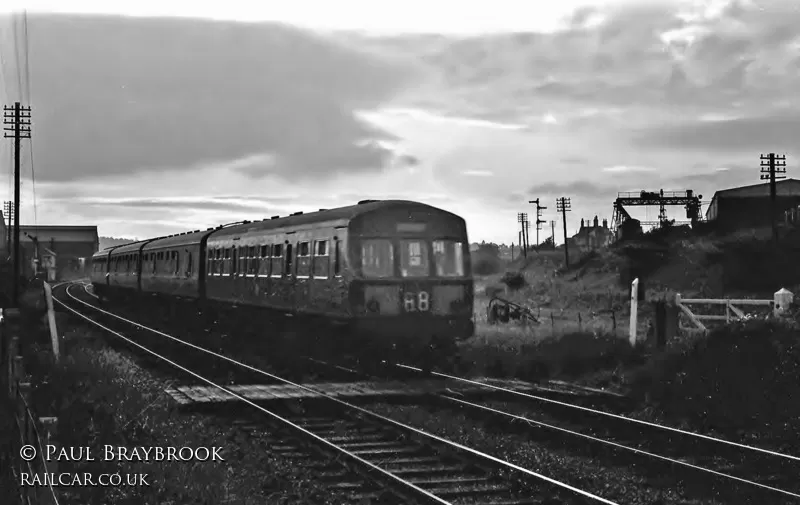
90, 200, 475, 361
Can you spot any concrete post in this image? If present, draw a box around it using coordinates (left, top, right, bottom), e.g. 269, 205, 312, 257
774, 288, 793, 317
629, 278, 639, 346
43, 282, 59, 362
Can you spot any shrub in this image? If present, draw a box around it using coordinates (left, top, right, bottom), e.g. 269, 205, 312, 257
500, 271, 526, 291
473, 257, 502, 276
627, 318, 800, 436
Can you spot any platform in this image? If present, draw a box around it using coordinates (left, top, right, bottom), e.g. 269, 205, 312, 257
164, 378, 541, 406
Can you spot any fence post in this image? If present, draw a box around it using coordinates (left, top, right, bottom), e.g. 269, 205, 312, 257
629, 278, 639, 346
43, 282, 60, 362
12, 355, 23, 399
17, 381, 31, 504
774, 288, 793, 317
39, 416, 59, 503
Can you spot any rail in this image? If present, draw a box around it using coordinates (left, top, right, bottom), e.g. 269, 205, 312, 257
58, 283, 619, 505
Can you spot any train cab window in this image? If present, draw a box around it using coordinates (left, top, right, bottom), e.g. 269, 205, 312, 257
313, 240, 329, 278
361, 239, 393, 278
270, 244, 282, 277
297, 242, 310, 278
284, 244, 293, 276
400, 240, 429, 278
433, 240, 465, 277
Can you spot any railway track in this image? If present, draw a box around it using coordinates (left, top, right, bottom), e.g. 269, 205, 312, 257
304, 357, 800, 504
53, 282, 617, 505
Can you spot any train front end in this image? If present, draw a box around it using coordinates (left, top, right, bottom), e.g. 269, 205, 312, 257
348, 203, 474, 367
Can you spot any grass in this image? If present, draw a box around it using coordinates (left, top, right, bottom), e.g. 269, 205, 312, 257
16, 322, 348, 505
624, 315, 800, 444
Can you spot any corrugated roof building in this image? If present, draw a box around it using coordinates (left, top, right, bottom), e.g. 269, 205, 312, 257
705, 179, 800, 231
18, 225, 99, 280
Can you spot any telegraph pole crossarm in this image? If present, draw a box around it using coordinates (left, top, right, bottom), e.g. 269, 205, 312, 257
760, 153, 787, 242
556, 197, 571, 267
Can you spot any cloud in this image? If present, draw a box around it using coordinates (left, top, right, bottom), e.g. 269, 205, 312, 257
601, 165, 657, 173
11, 14, 420, 182
462, 170, 494, 177
634, 113, 800, 152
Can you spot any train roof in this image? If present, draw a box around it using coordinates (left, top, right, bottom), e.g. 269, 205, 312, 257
142, 228, 215, 251
109, 239, 156, 255
206, 200, 454, 240
92, 200, 462, 255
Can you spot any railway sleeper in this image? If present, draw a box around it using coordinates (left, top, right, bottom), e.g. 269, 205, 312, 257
350, 446, 421, 456
387, 464, 469, 475
423, 482, 511, 497
407, 475, 490, 486
337, 441, 409, 450
369, 455, 444, 466
324, 433, 389, 443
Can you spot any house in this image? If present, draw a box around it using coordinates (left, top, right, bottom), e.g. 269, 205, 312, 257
568, 216, 615, 252
706, 179, 800, 231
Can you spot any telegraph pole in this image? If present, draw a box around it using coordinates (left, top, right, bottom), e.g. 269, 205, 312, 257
550, 220, 555, 249
529, 198, 547, 249
556, 197, 571, 267
517, 213, 528, 258
760, 153, 786, 242
4, 102, 32, 307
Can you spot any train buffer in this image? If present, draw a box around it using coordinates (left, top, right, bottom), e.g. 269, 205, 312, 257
165, 378, 545, 408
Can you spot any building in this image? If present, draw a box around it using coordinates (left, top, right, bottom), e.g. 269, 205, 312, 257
16, 225, 99, 281
706, 179, 800, 230
568, 216, 615, 252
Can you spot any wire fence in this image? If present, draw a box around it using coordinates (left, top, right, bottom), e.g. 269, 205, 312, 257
0, 308, 60, 505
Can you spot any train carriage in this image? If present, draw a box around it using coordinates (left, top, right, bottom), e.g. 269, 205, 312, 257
140, 230, 211, 299
107, 240, 153, 298
204, 212, 350, 314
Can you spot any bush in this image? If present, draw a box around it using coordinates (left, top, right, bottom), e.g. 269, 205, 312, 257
500, 271, 526, 291
473, 257, 502, 276
627, 318, 800, 436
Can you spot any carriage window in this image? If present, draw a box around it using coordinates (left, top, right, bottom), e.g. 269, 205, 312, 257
174, 251, 180, 275
297, 242, 311, 277
232, 248, 238, 276
313, 240, 329, 278
271, 244, 283, 277
433, 240, 465, 277
400, 240, 429, 277
298, 242, 310, 257
361, 239, 393, 278
259, 245, 270, 276
186, 252, 193, 276
334, 239, 341, 277
248, 246, 257, 274
284, 244, 293, 275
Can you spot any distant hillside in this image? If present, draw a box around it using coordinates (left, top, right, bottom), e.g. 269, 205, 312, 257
99, 236, 137, 250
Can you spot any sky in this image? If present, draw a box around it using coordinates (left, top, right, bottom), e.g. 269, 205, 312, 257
0, 0, 798, 244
